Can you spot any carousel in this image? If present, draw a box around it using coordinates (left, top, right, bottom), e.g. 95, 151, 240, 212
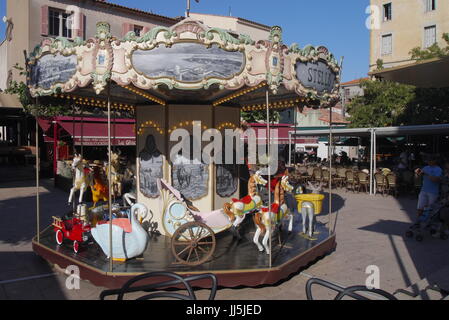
28, 19, 342, 288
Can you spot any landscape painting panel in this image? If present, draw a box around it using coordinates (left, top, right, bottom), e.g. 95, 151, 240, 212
30, 54, 77, 89
172, 163, 209, 200
139, 156, 164, 198
132, 43, 244, 82
216, 164, 238, 198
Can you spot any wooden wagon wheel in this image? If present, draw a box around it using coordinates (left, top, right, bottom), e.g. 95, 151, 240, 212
171, 221, 216, 266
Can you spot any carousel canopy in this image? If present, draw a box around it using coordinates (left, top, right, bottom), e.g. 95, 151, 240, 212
27, 19, 341, 109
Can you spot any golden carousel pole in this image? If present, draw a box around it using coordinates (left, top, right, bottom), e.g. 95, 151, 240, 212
107, 84, 113, 272
266, 90, 272, 269
35, 97, 40, 243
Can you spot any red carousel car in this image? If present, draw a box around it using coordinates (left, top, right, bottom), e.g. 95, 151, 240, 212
52, 216, 91, 253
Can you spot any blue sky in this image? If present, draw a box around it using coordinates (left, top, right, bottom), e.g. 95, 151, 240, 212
0, 0, 370, 82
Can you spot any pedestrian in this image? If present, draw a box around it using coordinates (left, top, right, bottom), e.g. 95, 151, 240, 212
415, 155, 443, 218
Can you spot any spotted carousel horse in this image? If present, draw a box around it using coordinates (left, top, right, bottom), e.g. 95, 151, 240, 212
68, 154, 93, 205
252, 174, 294, 254
223, 171, 268, 229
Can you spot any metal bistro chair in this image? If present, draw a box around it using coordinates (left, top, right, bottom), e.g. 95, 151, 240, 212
312, 167, 323, 184
99, 271, 217, 300
334, 167, 347, 189
357, 171, 370, 193
322, 169, 331, 188
306, 166, 315, 181
386, 173, 399, 197
306, 278, 397, 300
345, 170, 356, 192
297, 165, 309, 184
374, 172, 388, 196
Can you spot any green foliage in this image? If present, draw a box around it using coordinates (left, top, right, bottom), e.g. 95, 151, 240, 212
4, 64, 71, 116
409, 33, 449, 61
376, 59, 384, 71
347, 80, 449, 127
241, 109, 280, 123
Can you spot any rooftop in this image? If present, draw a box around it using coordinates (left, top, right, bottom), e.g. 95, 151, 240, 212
341, 77, 369, 86
88, 0, 180, 24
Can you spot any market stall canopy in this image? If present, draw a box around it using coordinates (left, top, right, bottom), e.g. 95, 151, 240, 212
245, 123, 311, 144
37, 116, 136, 145
369, 55, 449, 88
57, 117, 136, 146
289, 123, 449, 137
26, 19, 341, 109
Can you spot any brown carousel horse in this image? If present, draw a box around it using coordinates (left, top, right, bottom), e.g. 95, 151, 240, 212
252, 172, 294, 254
223, 170, 268, 229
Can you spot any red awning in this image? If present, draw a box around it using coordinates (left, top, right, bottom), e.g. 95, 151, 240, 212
243, 124, 312, 144
58, 121, 136, 146
37, 118, 52, 133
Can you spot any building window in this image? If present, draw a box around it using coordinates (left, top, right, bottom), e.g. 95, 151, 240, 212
425, 0, 436, 12
49, 8, 73, 38
383, 3, 392, 21
381, 34, 393, 55
134, 25, 143, 37
424, 25, 437, 48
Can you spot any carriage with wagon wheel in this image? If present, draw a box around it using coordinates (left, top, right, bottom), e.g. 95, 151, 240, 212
158, 178, 233, 266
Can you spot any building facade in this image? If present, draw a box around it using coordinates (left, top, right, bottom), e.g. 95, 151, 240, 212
0, 0, 179, 90
340, 77, 368, 111
189, 13, 271, 40
369, 0, 449, 71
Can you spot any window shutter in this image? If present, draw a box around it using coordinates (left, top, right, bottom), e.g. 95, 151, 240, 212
75, 13, 85, 39
41, 5, 49, 36
122, 23, 133, 36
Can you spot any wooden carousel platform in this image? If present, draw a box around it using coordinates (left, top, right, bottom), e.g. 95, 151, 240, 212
33, 218, 336, 289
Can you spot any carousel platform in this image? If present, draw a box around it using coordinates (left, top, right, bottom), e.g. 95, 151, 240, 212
32, 218, 336, 289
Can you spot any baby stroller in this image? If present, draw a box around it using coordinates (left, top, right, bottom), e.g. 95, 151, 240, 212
406, 202, 449, 242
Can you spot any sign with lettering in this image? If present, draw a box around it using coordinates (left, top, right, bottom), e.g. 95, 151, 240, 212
295, 60, 337, 94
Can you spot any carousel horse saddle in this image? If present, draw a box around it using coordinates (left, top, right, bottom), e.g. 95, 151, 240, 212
232, 195, 253, 204
261, 203, 280, 214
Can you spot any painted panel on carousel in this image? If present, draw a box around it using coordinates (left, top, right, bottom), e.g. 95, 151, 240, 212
172, 154, 209, 200
216, 164, 238, 198
29, 54, 77, 89
132, 43, 244, 82
295, 59, 337, 94
139, 135, 163, 198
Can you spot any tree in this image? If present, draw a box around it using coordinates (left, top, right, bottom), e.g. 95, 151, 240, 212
409, 33, 449, 61
347, 80, 415, 128
241, 109, 280, 123
347, 80, 449, 128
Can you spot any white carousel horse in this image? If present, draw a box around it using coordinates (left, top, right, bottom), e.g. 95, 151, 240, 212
223, 170, 268, 229
90, 203, 149, 261
301, 181, 324, 238
68, 154, 93, 205
253, 174, 294, 254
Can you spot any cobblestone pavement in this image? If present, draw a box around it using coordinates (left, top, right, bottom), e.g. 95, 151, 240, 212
1, 179, 448, 300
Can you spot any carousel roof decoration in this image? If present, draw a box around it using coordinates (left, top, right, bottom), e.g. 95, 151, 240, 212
27, 18, 341, 108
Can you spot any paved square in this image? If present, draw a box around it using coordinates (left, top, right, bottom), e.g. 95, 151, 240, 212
1, 179, 448, 299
